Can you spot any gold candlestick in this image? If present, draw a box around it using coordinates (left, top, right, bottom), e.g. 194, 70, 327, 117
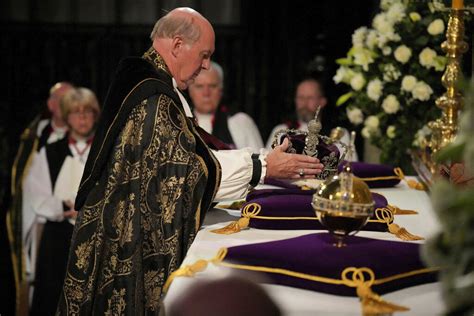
431, 8, 468, 153
411, 7, 470, 186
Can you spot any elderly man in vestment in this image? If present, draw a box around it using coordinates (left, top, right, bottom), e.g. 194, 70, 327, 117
58, 7, 323, 314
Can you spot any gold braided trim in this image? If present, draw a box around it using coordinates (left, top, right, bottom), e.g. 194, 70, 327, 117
211, 203, 418, 235
372, 193, 419, 215
211, 203, 324, 235
387, 204, 418, 215
360, 167, 425, 191
358, 167, 404, 181
165, 247, 439, 314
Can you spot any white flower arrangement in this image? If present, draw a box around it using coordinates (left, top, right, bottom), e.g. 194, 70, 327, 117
334, 0, 447, 168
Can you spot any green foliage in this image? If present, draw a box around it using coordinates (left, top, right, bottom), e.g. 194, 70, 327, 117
423, 81, 474, 315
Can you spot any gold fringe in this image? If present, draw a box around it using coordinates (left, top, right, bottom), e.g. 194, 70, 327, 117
374, 208, 424, 241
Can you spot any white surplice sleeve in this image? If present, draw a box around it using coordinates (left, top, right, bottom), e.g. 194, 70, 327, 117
23, 147, 64, 221
212, 148, 267, 202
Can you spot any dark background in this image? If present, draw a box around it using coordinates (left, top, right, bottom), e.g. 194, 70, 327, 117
0, 0, 378, 157
0, 1, 378, 313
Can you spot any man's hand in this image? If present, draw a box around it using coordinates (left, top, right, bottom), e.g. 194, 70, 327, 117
64, 200, 78, 219
265, 138, 324, 179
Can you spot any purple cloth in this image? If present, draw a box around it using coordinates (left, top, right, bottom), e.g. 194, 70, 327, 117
224, 233, 437, 296
338, 161, 402, 188
243, 189, 389, 231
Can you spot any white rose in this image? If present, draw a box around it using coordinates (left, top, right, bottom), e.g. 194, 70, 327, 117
377, 34, 389, 48
361, 126, 372, 139
381, 94, 400, 114
346, 107, 364, 125
353, 47, 374, 71
364, 115, 380, 129
365, 30, 378, 49
350, 73, 366, 91
401, 75, 417, 92
352, 27, 368, 47
409, 12, 421, 22
419, 47, 437, 68
386, 125, 396, 139
367, 79, 384, 101
382, 46, 392, 56
380, 0, 394, 10
333, 66, 353, 84
394, 45, 412, 64
382, 64, 401, 82
373, 13, 394, 36
411, 81, 434, 101
386, 2, 406, 23
427, 19, 445, 36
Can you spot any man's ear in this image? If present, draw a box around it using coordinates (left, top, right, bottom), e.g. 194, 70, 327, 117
319, 96, 328, 108
171, 35, 185, 57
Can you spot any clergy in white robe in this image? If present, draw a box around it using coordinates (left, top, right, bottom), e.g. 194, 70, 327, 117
25, 87, 100, 316
189, 61, 264, 152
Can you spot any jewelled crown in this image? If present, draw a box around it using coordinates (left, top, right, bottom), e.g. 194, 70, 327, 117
271, 107, 348, 179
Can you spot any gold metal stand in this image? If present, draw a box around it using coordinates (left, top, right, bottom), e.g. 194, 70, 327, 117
411, 8, 469, 186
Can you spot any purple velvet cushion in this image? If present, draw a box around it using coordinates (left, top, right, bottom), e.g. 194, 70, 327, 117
338, 161, 402, 188
243, 189, 389, 231
263, 177, 300, 189
223, 233, 437, 296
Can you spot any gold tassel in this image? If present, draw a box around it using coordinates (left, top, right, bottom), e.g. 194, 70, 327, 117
387, 205, 418, 215
406, 179, 426, 191
387, 223, 424, 241
342, 267, 409, 315
216, 200, 246, 210
163, 249, 227, 293
374, 208, 424, 241
211, 204, 261, 235
210, 217, 250, 234
163, 259, 209, 293
393, 168, 426, 191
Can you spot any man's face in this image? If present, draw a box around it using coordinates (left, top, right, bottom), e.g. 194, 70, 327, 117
188, 68, 222, 114
294, 81, 326, 123
175, 26, 215, 90
47, 86, 73, 122
67, 105, 96, 138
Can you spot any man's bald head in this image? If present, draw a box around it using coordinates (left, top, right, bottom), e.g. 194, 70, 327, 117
48, 81, 74, 125
151, 8, 215, 90
150, 8, 211, 44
